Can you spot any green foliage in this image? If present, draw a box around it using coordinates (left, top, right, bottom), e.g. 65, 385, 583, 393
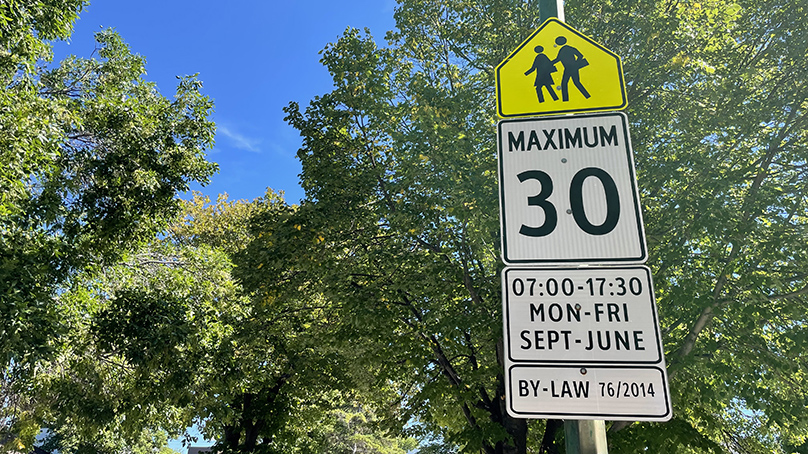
565, 0, 808, 451
316, 404, 419, 454
168, 191, 284, 257
4, 1, 807, 453
0, 25, 217, 368
257, 0, 808, 453
190, 193, 411, 453
38, 423, 178, 454
0, 0, 86, 77
272, 10, 532, 453
0, 3, 216, 449
27, 239, 245, 447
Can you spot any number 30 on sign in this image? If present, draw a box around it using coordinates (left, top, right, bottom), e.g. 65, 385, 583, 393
497, 112, 647, 264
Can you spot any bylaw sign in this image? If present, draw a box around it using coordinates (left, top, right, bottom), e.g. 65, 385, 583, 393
502, 267, 672, 421
507, 365, 671, 420
497, 112, 647, 264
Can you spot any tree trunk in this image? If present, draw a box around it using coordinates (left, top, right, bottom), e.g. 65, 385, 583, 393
223, 424, 240, 451
540, 419, 564, 454
493, 338, 528, 454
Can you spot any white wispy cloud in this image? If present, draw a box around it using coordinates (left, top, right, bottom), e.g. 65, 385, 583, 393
218, 125, 261, 153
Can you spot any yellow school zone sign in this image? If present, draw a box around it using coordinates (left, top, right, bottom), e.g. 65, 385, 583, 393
496, 19, 627, 118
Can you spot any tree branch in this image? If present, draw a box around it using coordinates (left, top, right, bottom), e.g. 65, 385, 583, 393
767, 283, 808, 302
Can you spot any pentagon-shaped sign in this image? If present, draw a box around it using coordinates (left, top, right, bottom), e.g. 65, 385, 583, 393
496, 19, 627, 118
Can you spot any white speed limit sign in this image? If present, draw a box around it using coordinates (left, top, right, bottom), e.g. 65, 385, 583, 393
497, 112, 647, 264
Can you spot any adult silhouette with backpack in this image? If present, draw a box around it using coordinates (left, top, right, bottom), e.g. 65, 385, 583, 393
552, 36, 591, 102
524, 45, 558, 103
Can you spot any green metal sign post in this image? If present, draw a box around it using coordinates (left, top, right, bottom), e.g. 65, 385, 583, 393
566, 420, 609, 454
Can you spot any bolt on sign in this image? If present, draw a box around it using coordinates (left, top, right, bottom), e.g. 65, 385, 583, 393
496, 18, 627, 118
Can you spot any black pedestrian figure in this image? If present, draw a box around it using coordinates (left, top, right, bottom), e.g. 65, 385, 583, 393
525, 45, 558, 103
551, 36, 591, 102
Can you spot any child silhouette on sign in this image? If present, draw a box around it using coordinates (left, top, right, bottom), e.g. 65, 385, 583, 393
525, 45, 558, 103
552, 36, 591, 102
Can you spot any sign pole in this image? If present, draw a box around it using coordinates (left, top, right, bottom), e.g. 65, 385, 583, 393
539, 0, 565, 22
536, 4, 608, 454
566, 420, 609, 454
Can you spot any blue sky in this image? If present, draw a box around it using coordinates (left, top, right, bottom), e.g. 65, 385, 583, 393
53, 0, 399, 205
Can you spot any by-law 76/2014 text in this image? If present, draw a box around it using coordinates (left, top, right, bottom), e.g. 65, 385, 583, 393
517, 378, 657, 399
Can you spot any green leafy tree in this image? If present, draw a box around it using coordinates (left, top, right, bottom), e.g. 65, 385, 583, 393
38, 424, 180, 454
315, 404, 419, 454
269, 19, 531, 454
5, 1, 806, 453
567, 0, 808, 451
180, 193, 413, 453
246, 0, 808, 452
9, 192, 263, 450
156, 193, 419, 453
0, 23, 216, 368
0, 0, 86, 76
22, 237, 246, 450
1, 3, 216, 448
30, 190, 414, 453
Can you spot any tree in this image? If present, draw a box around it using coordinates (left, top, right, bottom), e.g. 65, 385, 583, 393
1, 3, 413, 452
37, 424, 180, 454
568, 0, 808, 451
1, 3, 216, 448
321, 404, 418, 454
270, 15, 535, 454
249, 0, 808, 452
2, 182, 423, 453
6, 0, 806, 452
31, 241, 244, 444
0, 11, 216, 367
7, 192, 262, 451
190, 192, 417, 453
26, 190, 416, 453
